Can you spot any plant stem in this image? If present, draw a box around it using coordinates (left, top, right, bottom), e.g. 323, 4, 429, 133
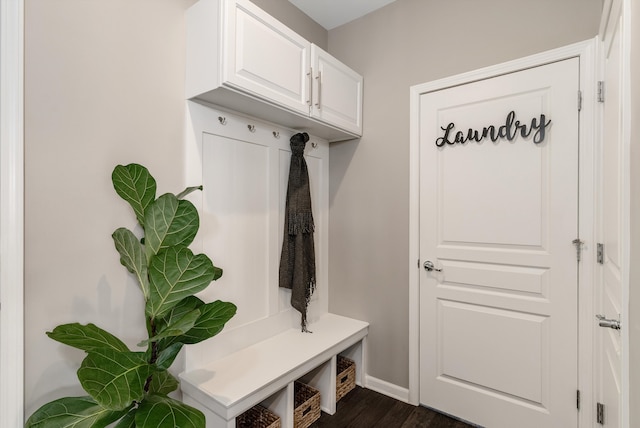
143, 317, 158, 393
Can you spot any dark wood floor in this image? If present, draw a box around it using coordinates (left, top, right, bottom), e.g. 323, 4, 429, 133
312, 387, 476, 428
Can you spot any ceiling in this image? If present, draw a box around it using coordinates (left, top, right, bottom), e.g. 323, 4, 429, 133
288, 0, 398, 30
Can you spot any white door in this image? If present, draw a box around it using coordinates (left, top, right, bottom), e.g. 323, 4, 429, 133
595, 0, 626, 425
419, 58, 580, 428
310, 44, 363, 135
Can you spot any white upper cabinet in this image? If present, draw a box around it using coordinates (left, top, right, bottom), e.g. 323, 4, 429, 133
186, 0, 363, 141
224, 0, 311, 115
311, 44, 363, 136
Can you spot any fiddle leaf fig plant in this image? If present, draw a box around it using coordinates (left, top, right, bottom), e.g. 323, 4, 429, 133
26, 163, 237, 428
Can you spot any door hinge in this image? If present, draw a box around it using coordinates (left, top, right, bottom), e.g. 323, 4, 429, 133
576, 390, 581, 410
572, 238, 584, 262
578, 90, 582, 111
597, 243, 604, 264
597, 81, 605, 103
597, 402, 605, 424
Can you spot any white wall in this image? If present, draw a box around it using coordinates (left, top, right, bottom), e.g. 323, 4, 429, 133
24, 0, 196, 414
326, 0, 603, 389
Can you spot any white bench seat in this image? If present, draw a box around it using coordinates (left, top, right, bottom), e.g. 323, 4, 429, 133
179, 313, 369, 427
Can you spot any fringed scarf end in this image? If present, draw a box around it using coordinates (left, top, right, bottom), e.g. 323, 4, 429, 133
288, 212, 315, 235
299, 278, 316, 333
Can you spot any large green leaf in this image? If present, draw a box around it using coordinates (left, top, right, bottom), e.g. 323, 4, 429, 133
144, 194, 199, 261
47, 323, 129, 353
175, 185, 203, 200
135, 395, 205, 428
146, 247, 218, 318
154, 343, 184, 371
112, 164, 156, 227
113, 410, 137, 428
112, 227, 149, 300
170, 300, 237, 345
77, 350, 153, 410
155, 296, 204, 350
25, 396, 129, 428
138, 309, 200, 347
156, 296, 204, 331
148, 370, 180, 395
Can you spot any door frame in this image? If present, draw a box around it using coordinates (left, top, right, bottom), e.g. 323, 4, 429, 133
0, 0, 25, 426
408, 39, 600, 427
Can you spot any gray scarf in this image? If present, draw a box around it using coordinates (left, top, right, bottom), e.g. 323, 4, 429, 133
279, 132, 316, 332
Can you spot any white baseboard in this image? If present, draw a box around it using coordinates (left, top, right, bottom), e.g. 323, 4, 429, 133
363, 374, 411, 404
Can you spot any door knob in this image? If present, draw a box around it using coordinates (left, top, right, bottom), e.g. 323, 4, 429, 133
423, 261, 442, 272
596, 314, 621, 330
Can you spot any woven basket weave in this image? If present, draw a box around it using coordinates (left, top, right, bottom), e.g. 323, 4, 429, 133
294, 382, 321, 428
336, 356, 356, 401
236, 405, 281, 428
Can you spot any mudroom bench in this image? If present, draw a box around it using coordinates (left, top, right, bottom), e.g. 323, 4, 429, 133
179, 313, 369, 428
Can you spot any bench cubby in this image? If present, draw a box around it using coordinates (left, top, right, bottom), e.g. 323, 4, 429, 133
180, 313, 368, 428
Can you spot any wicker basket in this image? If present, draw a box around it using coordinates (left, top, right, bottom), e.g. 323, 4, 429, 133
294, 382, 321, 428
236, 405, 281, 428
336, 356, 356, 401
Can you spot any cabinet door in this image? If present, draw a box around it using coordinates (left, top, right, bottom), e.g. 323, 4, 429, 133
311, 44, 363, 135
223, 0, 311, 115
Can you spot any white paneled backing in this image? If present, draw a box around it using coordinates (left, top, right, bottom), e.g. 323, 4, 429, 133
184, 100, 329, 369
201, 134, 271, 326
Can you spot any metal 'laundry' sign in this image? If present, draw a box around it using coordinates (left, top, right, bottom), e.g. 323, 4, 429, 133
435, 110, 552, 147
